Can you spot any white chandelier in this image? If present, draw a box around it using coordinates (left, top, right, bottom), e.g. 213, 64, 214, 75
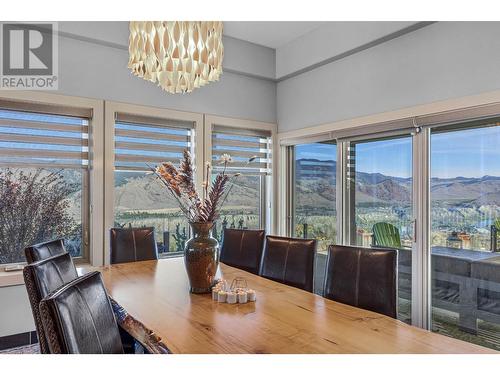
128, 21, 224, 94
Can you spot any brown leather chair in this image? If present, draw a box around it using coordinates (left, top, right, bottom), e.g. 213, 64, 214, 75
39, 271, 124, 354
323, 245, 398, 318
260, 235, 316, 292
23, 252, 78, 354
24, 238, 66, 264
220, 228, 265, 274
110, 227, 158, 264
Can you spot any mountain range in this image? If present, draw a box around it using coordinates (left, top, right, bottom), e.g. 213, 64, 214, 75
296, 159, 500, 206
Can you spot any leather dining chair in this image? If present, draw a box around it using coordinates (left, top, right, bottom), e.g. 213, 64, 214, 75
220, 228, 266, 274
110, 227, 158, 264
39, 271, 124, 354
23, 252, 78, 354
24, 238, 66, 264
323, 245, 398, 318
260, 235, 316, 292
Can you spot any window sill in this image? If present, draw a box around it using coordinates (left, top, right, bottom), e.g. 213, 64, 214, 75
0, 269, 24, 287
0, 262, 93, 288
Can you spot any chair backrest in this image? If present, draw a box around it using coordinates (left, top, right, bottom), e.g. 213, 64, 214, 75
220, 228, 265, 274
260, 235, 316, 292
39, 271, 124, 354
324, 245, 398, 318
25, 238, 66, 264
372, 222, 402, 249
110, 227, 158, 264
23, 252, 78, 354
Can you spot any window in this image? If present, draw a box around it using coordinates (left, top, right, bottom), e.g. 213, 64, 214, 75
113, 113, 195, 255
289, 142, 337, 294
283, 110, 500, 350
0, 105, 90, 264
211, 125, 272, 240
430, 121, 500, 351
344, 135, 413, 323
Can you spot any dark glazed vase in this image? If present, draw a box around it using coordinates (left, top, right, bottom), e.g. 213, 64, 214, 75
184, 222, 219, 293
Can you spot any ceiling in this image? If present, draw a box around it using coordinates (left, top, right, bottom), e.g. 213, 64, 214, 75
223, 21, 327, 49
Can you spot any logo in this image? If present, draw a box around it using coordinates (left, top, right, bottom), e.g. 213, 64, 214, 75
0, 22, 58, 90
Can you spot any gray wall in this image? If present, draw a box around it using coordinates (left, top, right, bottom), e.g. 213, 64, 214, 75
53, 23, 276, 123
56, 35, 277, 123
275, 21, 415, 79
277, 22, 500, 132
0, 285, 34, 337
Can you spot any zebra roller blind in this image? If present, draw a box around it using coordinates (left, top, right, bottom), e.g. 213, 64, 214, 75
0, 106, 90, 169
211, 125, 272, 175
114, 113, 194, 171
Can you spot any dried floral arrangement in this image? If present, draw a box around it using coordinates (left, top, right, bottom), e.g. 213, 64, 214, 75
150, 150, 252, 223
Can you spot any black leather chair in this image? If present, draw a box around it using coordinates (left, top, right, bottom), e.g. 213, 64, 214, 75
23, 253, 78, 354
110, 227, 158, 264
323, 245, 398, 318
260, 235, 316, 292
39, 271, 124, 354
24, 239, 66, 264
220, 228, 265, 274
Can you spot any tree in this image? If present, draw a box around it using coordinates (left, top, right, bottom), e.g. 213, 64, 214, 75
0, 168, 78, 264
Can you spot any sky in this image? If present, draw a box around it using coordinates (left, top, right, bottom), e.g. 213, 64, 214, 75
296, 125, 500, 179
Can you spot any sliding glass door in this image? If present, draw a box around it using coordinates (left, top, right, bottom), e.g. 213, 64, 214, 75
430, 121, 500, 350
285, 116, 500, 350
290, 141, 337, 294
346, 135, 413, 323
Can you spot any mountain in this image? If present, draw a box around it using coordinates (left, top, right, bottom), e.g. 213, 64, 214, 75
295, 158, 500, 206
357, 178, 411, 203
114, 172, 260, 213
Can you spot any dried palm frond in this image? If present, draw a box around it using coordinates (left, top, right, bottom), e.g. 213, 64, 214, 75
149, 149, 246, 224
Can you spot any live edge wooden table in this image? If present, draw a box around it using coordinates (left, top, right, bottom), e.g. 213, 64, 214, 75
79, 258, 496, 354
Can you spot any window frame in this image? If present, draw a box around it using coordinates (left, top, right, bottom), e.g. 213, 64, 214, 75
104, 101, 204, 265
204, 115, 277, 235
0, 91, 104, 267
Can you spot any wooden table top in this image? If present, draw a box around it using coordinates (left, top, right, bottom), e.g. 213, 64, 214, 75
80, 258, 496, 354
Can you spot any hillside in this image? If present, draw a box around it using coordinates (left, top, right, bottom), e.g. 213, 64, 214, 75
114, 172, 260, 213
295, 159, 500, 207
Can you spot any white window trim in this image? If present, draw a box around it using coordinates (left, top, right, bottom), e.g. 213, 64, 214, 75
103, 101, 204, 265
204, 114, 278, 235
0, 90, 104, 268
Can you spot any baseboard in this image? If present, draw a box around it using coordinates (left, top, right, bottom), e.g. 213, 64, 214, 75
0, 331, 38, 351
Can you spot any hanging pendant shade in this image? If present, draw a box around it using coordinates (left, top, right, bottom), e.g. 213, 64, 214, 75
128, 21, 224, 94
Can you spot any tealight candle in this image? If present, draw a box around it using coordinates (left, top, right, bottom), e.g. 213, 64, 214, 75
212, 288, 220, 301
247, 289, 256, 302
226, 292, 237, 304
217, 290, 227, 303
237, 291, 248, 304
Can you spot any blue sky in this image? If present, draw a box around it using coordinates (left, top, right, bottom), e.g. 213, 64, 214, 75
296, 125, 500, 178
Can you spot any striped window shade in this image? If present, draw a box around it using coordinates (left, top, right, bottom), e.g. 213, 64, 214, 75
211, 125, 272, 175
114, 113, 194, 171
0, 105, 91, 169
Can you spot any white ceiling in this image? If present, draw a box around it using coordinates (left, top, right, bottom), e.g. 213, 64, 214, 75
223, 21, 327, 49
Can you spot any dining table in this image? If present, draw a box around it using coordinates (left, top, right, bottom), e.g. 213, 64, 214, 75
79, 257, 496, 354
